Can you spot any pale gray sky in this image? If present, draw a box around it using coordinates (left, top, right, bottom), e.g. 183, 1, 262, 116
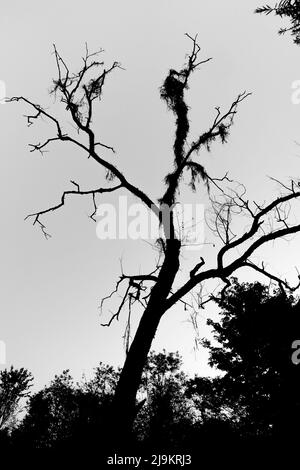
1, 0, 300, 390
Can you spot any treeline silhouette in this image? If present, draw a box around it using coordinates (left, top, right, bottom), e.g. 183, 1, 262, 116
1, 279, 300, 455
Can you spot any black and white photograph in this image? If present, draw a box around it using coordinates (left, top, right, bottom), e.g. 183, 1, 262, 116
1, 0, 300, 464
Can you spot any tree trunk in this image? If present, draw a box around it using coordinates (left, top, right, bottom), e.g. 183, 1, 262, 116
111, 238, 181, 445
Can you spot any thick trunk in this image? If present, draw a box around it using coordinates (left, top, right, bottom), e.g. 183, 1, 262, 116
111, 238, 181, 445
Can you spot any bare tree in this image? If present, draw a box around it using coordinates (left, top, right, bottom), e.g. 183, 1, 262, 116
9, 35, 300, 442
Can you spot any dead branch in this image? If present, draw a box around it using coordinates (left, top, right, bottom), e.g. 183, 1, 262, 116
100, 269, 159, 327
8, 44, 160, 221
164, 178, 300, 311
24, 182, 123, 238
190, 257, 205, 278
242, 261, 300, 292
186, 91, 251, 158
101, 284, 131, 327
159, 33, 250, 207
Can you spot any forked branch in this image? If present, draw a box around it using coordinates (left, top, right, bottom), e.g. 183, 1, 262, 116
164, 178, 300, 310
24, 182, 123, 238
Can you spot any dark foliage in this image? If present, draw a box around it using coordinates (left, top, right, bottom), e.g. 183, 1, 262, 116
3, 282, 300, 454
200, 278, 300, 442
0, 366, 33, 432
256, 1, 300, 44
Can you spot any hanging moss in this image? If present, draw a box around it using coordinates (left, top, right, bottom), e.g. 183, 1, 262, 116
160, 69, 190, 167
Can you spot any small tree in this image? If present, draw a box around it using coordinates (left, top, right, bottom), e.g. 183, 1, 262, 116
136, 351, 191, 448
17, 352, 191, 450
17, 369, 106, 449
0, 366, 33, 431
199, 279, 300, 439
19, 370, 79, 448
9, 34, 300, 441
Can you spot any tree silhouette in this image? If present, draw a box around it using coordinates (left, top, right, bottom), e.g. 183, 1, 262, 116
0, 367, 32, 432
198, 278, 300, 442
134, 350, 192, 450
7, 328, 300, 452
14, 351, 192, 452
9, 34, 300, 442
15, 369, 107, 449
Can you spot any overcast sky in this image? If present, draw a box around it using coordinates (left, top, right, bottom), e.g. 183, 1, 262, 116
1, 0, 300, 390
